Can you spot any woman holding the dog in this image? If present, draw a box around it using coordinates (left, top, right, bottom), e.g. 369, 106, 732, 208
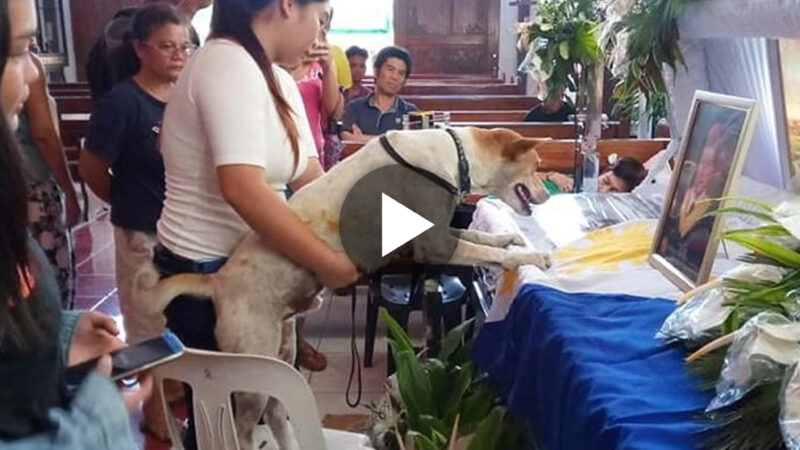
155, 0, 359, 446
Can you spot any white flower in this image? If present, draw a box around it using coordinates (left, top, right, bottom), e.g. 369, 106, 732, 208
608, 32, 630, 78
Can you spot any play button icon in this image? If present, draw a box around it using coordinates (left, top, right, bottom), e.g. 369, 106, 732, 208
381, 194, 434, 257
339, 164, 461, 273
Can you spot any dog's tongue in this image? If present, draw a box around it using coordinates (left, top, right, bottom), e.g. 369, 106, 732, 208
514, 184, 534, 215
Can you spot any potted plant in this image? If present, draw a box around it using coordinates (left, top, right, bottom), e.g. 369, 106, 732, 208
366, 309, 534, 450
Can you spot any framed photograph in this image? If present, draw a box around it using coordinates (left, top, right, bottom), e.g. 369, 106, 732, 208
649, 91, 759, 291
778, 40, 800, 179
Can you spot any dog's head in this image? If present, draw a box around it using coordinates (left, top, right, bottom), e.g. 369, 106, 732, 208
462, 127, 550, 215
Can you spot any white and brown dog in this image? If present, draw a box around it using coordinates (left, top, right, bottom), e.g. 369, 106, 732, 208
137, 127, 551, 449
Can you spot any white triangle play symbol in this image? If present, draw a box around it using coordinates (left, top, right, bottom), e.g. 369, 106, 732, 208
381, 193, 434, 257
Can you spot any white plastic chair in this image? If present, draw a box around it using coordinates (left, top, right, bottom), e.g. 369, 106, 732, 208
153, 348, 374, 450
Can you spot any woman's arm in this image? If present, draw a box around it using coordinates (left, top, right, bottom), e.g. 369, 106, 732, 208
320, 58, 344, 120
0, 372, 139, 450
25, 56, 81, 226
218, 165, 358, 289
340, 125, 373, 143
78, 150, 112, 204
308, 43, 344, 121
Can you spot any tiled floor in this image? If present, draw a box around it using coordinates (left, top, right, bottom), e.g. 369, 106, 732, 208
72, 213, 398, 449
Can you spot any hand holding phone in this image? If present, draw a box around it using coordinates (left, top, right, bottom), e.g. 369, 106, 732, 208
65, 331, 185, 393
94, 354, 154, 413
68, 311, 124, 366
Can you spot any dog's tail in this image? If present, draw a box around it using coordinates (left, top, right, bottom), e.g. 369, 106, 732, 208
135, 262, 215, 315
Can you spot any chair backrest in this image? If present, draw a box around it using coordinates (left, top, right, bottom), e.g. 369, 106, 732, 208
153, 348, 327, 450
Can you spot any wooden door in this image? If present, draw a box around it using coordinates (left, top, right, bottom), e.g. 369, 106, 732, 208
394, 0, 500, 76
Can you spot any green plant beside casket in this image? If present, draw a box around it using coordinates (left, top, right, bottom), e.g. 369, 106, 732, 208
657, 199, 800, 449
365, 309, 534, 450
599, 0, 694, 118
517, 0, 604, 103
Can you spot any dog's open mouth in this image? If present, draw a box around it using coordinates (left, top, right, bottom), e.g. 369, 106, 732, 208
514, 183, 534, 215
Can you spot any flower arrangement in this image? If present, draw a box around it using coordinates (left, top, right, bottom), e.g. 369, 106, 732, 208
659, 198, 800, 449
517, 0, 604, 103
600, 0, 692, 116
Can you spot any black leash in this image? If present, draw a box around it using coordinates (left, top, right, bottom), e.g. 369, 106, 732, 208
345, 286, 362, 408
346, 129, 471, 407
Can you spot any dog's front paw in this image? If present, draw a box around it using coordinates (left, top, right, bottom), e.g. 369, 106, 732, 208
509, 233, 527, 247
502, 252, 551, 270
488, 232, 527, 248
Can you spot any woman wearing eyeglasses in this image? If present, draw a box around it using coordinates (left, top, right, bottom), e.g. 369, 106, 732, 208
78, 3, 192, 440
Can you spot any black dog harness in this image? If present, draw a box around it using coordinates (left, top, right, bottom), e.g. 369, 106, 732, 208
379, 128, 471, 198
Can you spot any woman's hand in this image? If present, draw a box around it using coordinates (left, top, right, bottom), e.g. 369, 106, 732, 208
306, 42, 333, 70
314, 250, 360, 289
96, 356, 154, 414
69, 312, 125, 366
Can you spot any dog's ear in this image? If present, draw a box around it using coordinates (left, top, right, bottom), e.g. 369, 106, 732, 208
503, 137, 550, 162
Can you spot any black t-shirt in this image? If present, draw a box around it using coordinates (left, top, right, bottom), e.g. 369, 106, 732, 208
85, 78, 166, 232
524, 101, 575, 123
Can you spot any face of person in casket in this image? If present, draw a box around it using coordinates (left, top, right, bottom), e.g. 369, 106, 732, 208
598, 171, 629, 193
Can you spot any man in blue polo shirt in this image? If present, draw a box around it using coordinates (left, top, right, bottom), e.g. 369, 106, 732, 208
341, 46, 417, 143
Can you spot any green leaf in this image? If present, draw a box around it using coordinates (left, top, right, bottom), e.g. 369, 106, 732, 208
431, 428, 448, 447
421, 358, 449, 414
393, 349, 436, 428
723, 233, 800, 268
466, 407, 506, 450
440, 318, 475, 363
724, 225, 790, 238
713, 196, 774, 213
381, 308, 414, 353
539, 22, 553, 32
460, 382, 495, 429
418, 414, 448, 440
705, 206, 777, 224
409, 432, 439, 450
559, 41, 570, 60
444, 363, 475, 426
722, 308, 739, 335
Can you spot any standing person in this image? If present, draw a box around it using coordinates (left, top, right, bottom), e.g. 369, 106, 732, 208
344, 45, 370, 102
324, 7, 351, 91
288, 6, 344, 171
79, 3, 192, 440
0, 0, 150, 448
341, 45, 416, 143
86, 0, 212, 101
153, 0, 359, 445
16, 53, 81, 309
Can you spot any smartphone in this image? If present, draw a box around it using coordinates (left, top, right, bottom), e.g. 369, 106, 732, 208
65, 331, 185, 387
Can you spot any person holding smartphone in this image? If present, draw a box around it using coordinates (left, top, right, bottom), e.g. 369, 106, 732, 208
0, 0, 150, 448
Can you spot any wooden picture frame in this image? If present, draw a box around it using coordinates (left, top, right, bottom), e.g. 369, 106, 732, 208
649, 91, 759, 291
778, 39, 800, 181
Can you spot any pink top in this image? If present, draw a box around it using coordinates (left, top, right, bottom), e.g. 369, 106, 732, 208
296, 63, 325, 157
